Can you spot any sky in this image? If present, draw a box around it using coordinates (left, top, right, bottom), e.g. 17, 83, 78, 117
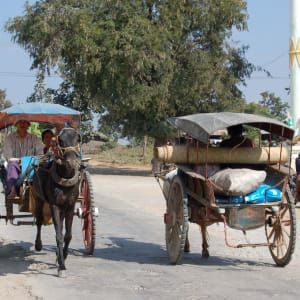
0, 1, 291, 108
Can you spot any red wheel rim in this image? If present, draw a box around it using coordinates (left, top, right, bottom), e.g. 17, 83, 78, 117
81, 177, 92, 250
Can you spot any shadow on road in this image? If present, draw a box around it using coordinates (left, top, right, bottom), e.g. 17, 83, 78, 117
0, 239, 34, 276
0, 239, 62, 278
82, 236, 273, 268
0, 237, 274, 279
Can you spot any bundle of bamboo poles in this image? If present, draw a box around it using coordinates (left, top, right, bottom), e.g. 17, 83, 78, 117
154, 145, 288, 164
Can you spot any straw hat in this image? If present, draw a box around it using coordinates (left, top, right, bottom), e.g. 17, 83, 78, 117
14, 116, 31, 126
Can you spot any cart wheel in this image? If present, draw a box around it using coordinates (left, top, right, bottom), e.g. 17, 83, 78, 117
80, 170, 96, 255
265, 185, 296, 267
165, 175, 188, 264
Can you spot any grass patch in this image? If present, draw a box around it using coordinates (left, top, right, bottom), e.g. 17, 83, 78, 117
84, 141, 153, 166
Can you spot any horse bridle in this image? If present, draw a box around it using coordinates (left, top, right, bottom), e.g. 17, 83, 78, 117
49, 127, 81, 186
53, 127, 81, 158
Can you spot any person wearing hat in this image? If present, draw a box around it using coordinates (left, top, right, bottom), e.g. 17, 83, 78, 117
219, 124, 255, 148
3, 117, 44, 199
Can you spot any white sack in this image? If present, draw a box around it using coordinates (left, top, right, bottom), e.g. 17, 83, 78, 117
211, 168, 267, 195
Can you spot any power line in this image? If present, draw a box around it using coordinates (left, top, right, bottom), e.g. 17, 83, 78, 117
0, 71, 60, 78
249, 76, 289, 80
0, 72, 289, 80
261, 51, 287, 68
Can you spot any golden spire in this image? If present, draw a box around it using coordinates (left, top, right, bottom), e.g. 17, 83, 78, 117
290, 37, 300, 67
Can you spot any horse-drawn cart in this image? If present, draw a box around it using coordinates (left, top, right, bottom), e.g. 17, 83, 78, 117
154, 112, 296, 267
0, 103, 98, 258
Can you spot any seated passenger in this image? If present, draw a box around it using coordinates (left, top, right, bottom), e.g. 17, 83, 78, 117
220, 124, 255, 148
42, 129, 55, 154
3, 118, 44, 199
219, 124, 256, 169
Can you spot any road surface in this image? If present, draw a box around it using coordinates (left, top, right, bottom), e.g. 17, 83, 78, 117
1, 165, 300, 300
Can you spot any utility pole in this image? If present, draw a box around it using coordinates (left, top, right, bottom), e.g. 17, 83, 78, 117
290, 0, 300, 137
289, 0, 300, 169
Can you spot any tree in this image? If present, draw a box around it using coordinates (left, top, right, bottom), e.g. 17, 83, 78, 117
5, 0, 253, 140
0, 89, 12, 110
258, 91, 289, 121
0, 89, 12, 150
244, 101, 271, 117
26, 71, 53, 103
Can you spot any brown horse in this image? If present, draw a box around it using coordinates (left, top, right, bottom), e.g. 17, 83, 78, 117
32, 127, 81, 277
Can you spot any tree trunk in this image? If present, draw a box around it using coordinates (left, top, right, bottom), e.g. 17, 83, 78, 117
142, 135, 147, 159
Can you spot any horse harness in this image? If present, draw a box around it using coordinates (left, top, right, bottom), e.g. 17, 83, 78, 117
38, 128, 81, 187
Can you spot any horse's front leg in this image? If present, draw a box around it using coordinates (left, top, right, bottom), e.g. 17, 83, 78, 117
35, 200, 44, 251
63, 210, 75, 260
200, 223, 209, 258
51, 205, 66, 277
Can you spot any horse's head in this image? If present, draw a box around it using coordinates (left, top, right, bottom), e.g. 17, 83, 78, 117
49, 127, 81, 185
56, 127, 81, 158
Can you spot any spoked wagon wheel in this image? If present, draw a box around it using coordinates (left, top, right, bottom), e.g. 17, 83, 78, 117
265, 185, 296, 267
80, 170, 96, 255
165, 175, 189, 264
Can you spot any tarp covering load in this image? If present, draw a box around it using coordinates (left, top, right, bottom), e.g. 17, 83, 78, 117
171, 112, 294, 143
154, 145, 289, 164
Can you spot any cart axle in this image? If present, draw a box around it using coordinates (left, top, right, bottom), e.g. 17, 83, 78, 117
76, 207, 99, 218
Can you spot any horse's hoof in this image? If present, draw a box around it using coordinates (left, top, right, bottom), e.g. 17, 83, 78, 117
35, 242, 42, 252
184, 245, 190, 253
184, 239, 190, 252
202, 252, 209, 259
58, 269, 66, 278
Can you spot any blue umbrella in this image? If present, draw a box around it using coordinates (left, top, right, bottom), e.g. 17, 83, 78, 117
0, 103, 81, 129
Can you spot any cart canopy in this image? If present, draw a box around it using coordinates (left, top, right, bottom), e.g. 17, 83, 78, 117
170, 112, 294, 144
0, 103, 81, 129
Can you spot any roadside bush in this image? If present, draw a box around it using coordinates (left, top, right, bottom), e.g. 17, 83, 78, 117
98, 141, 118, 152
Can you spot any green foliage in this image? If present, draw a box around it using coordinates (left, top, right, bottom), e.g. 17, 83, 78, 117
126, 136, 153, 147
98, 140, 118, 152
29, 122, 42, 137
0, 89, 12, 109
243, 101, 273, 119
258, 91, 289, 121
79, 120, 94, 143
243, 91, 289, 122
5, 0, 253, 139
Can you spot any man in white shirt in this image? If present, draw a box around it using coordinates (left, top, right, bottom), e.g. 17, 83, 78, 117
3, 118, 43, 199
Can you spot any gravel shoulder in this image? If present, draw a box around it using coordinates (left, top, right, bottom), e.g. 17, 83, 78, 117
0, 238, 39, 300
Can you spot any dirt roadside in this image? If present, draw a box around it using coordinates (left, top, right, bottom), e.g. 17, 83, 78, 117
87, 159, 152, 171
0, 238, 40, 300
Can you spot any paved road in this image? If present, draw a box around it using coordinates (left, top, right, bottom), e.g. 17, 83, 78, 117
1, 166, 300, 300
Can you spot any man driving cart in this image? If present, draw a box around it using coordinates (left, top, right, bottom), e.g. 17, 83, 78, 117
3, 117, 43, 200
